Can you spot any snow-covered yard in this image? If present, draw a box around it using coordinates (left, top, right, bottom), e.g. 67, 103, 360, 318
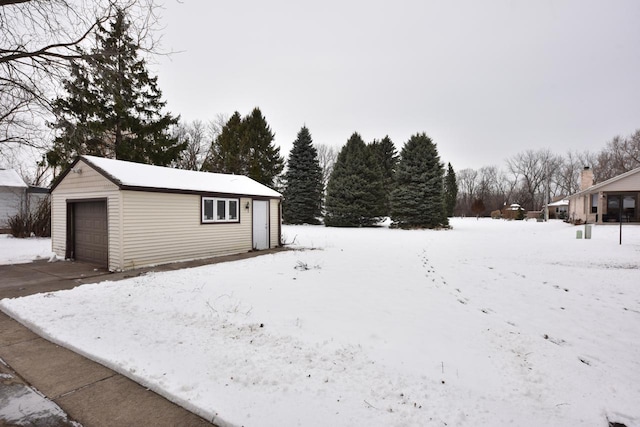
0, 234, 53, 265
1, 219, 639, 426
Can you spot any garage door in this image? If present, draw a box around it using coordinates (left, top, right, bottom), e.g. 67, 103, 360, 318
74, 201, 108, 267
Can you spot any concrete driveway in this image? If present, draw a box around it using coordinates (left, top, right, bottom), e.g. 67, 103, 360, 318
0, 250, 284, 426
0, 259, 111, 299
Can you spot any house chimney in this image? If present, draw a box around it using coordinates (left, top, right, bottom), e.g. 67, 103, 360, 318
580, 166, 594, 190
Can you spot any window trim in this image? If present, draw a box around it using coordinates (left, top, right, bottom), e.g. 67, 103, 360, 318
202, 197, 240, 224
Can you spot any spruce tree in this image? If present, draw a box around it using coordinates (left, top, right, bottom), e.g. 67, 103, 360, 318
390, 133, 449, 229
202, 108, 284, 187
369, 136, 398, 216
202, 112, 245, 174
47, 9, 183, 169
443, 162, 458, 217
46, 60, 110, 167
325, 133, 385, 227
282, 126, 323, 224
242, 107, 284, 187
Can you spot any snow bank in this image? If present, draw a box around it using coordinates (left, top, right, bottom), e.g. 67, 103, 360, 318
0, 235, 53, 265
1, 219, 639, 426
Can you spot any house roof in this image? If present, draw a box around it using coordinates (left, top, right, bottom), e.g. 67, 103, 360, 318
52, 156, 282, 198
0, 169, 27, 188
546, 199, 569, 207
568, 166, 640, 199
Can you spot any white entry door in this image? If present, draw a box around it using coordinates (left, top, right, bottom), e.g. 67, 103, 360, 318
252, 200, 269, 250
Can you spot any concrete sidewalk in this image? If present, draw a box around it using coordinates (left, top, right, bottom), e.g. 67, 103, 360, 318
0, 249, 284, 426
0, 355, 77, 426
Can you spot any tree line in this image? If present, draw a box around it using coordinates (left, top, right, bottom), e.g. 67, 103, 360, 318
2, 3, 638, 225
456, 130, 640, 217
283, 129, 455, 229
2, 5, 452, 229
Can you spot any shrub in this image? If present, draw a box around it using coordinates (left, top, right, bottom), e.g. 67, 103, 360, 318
7, 196, 51, 238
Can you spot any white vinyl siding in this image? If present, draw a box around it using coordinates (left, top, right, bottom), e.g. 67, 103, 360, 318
50, 160, 120, 269
594, 172, 640, 192
0, 188, 25, 229
270, 199, 280, 248
120, 191, 253, 270
51, 158, 283, 271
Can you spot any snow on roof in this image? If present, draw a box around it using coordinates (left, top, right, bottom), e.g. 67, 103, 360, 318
81, 155, 282, 198
0, 169, 27, 188
546, 199, 569, 207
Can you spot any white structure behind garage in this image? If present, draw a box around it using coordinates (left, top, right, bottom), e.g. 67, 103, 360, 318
0, 169, 28, 231
50, 155, 282, 271
1, 169, 49, 233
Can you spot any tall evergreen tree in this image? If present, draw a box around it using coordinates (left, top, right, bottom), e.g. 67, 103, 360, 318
325, 133, 385, 227
390, 133, 448, 229
202, 108, 284, 187
47, 60, 109, 166
242, 107, 284, 187
369, 136, 398, 216
202, 112, 245, 174
47, 10, 183, 169
282, 126, 323, 224
443, 162, 458, 217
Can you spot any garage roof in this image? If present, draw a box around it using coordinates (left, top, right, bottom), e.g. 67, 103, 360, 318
54, 155, 282, 198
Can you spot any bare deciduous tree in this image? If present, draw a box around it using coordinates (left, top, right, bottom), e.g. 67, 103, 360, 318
173, 120, 206, 170
173, 114, 229, 171
556, 150, 586, 195
455, 168, 477, 215
478, 165, 510, 212
594, 130, 640, 182
506, 149, 560, 210
1, 0, 161, 160
206, 113, 229, 148
315, 143, 338, 189
477, 166, 496, 202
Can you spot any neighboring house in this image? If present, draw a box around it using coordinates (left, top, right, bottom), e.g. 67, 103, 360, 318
545, 197, 569, 219
0, 169, 28, 232
502, 203, 523, 220
0, 170, 47, 233
567, 166, 640, 224
50, 155, 283, 271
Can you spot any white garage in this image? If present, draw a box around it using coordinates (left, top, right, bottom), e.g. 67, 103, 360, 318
50, 155, 282, 271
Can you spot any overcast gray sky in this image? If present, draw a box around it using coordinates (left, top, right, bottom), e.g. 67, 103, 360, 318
154, 0, 640, 171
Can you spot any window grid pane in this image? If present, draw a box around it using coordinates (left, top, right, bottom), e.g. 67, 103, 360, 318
204, 199, 214, 220
229, 200, 238, 220
217, 200, 226, 220
202, 197, 240, 222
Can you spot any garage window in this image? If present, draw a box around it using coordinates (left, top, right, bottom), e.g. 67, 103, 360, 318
202, 197, 239, 223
